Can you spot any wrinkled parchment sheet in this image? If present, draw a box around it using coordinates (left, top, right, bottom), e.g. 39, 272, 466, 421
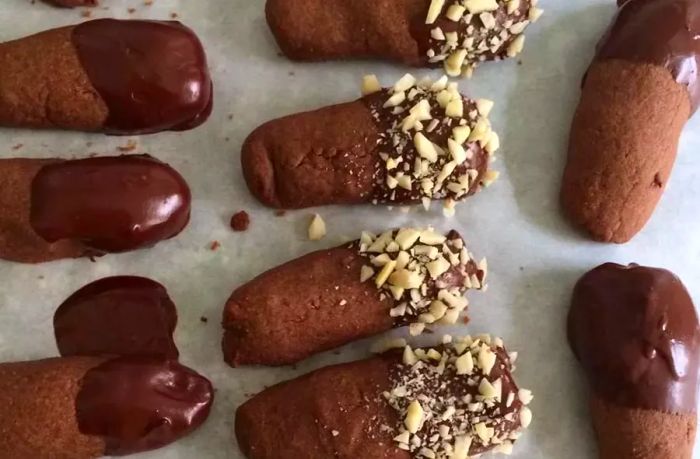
1, 1, 699, 457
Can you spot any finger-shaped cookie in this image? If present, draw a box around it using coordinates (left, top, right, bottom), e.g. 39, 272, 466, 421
0, 356, 213, 458
0, 19, 212, 135
0, 155, 191, 264
54, 276, 179, 359
561, 0, 700, 243
222, 228, 486, 366
236, 335, 533, 458
266, 0, 543, 75
568, 263, 700, 458
243, 74, 500, 211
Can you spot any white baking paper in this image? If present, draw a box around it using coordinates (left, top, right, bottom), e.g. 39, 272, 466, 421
1, 0, 699, 457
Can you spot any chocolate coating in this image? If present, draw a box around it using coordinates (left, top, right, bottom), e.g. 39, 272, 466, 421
55, 276, 179, 359
72, 19, 213, 134
76, 357, 213, 455
568, 263, 700, 413
597, 0, 700, 111
30, 155, 191, 253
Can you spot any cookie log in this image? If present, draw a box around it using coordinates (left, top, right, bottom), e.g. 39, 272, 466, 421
0, 19, 212, 134
0, 155, 191, 264
223, 228, 485, 366
0, 356, 213, 458
561, 0, 700, 243
235, 337, 532, 458
266, 0, 541, 75
568, 263, 700, 459
242, 75, 497, 210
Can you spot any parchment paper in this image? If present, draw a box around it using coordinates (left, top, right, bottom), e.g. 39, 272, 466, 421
1, 1, 699, 457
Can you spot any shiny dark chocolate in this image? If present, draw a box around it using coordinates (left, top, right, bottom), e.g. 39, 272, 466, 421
596, 0, 700, 111
30, 155, 191, 254
55, 276, 179, 359
72, 19, 213, 134
76, 356, 213, 455
568, 263, 700, 413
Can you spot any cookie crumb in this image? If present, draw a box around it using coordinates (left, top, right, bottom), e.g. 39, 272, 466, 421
11, 143, 23, 151
170, 12, 179, 18
200, 316, 208, 323
210, 241, 221, 251
127, 7, 135, 13
275, 209, 287, 217
81, 9, 92, 17
230, 211, 250, 232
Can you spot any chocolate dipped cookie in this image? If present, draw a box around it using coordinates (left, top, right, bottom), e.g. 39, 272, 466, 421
243, 74, 500, 212
561, 0, 700, 243
223, 227, 486, 366
266, 0, 543, 76
236, 335, 533, 459
0, 356, 213, 458
0, 19, 212, 134
568, 263, 700, 458
0, 155, 191, 264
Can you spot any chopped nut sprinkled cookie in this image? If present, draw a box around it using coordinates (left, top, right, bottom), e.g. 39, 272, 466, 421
235, 335, 532, 459
242, 74, 499, 213
358, 228, 486, 335
222, 227, 484, 366
266, 0, 542, 76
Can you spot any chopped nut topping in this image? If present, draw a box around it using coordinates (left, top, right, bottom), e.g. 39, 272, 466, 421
308, 214, 326, 240
384, 336, 533, 458
363, 75, 501, 211
362, 74, 382, 95
422, 0, 540, 77
357, 228, 486, 333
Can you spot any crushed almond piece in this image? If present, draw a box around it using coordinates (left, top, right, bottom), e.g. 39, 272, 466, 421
308, 214, 326, 241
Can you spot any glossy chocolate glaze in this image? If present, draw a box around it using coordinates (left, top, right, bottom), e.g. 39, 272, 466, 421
76, 356, 213, 455
72, 19, 213, 134
568, 263, 700, 413
596, 0, 700, 112
30, 155, 191, 254
55, 276, 179, 359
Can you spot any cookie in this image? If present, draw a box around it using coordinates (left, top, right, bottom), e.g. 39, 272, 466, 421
242, 74, 499, 211
0, 356, 213, 458
266, 0, 542, 76
0, 155, 191, 264
0, 19, 212, 134
568, 263, 700, 458
235, 335, 532, 458
561, 0, 700, 243
222, 228, 486, 366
